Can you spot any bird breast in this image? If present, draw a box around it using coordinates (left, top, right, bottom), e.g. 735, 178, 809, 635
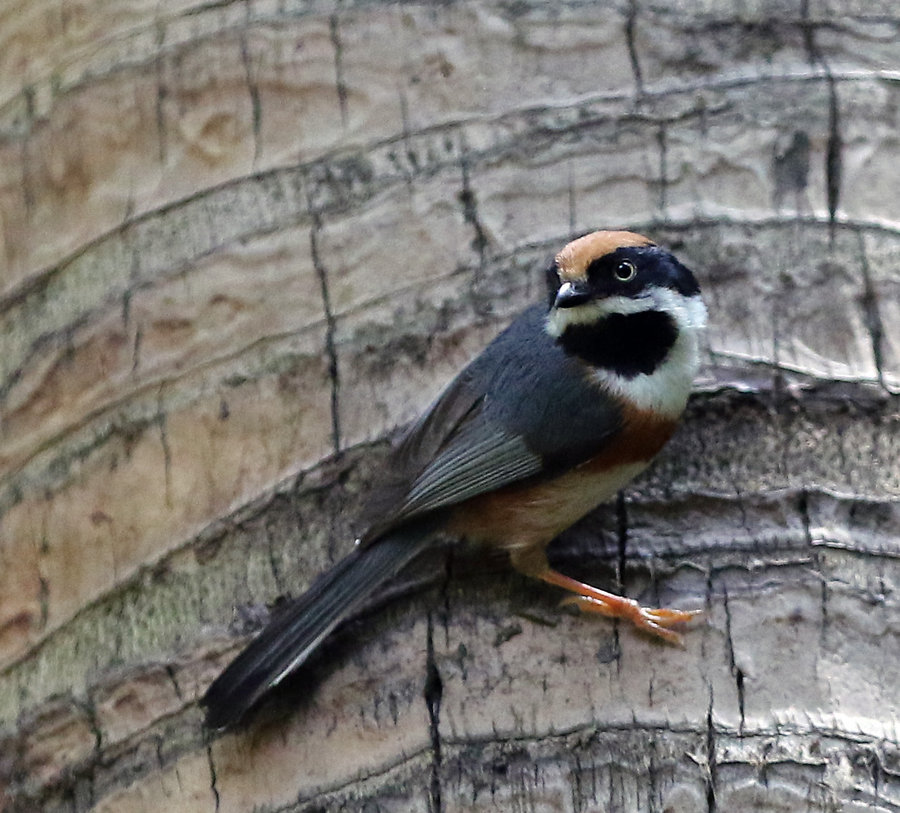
449, 406, 677, 551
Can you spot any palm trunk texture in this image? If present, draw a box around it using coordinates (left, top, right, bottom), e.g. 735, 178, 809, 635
0, 1, 898, 811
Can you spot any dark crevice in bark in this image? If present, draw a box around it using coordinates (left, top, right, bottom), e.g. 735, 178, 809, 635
800, 0, 843, 238
153, 19, 167, 163
165, 664, 184, 702
329, 14, 349, 128
239, 28, 263, 165
799, 489, 831, 643
458, 146, 489, 303
206, 743, 221, 813
19, 88, 36, 212
64, 697, 102, 813
734, 668, 745, 735
855, 231, 887, 389
705, 696, 718, 813
265, 515, 287, 596
425, 613, 444, 813
624, 0, 644, 94
798, 488, 812, 547
130, 326, 143, 376
721, 588, 745, 734
38, 576, 49, 631
824, 83, 843, 237
156, 404, 173, 508
397, 86, 415, 188
307, 214, 342, 454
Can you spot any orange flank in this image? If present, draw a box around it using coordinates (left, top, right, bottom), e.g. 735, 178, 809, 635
450, 402, 676, 550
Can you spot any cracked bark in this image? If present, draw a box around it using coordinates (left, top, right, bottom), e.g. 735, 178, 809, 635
307, 212, 343, 455
1, 1, 899, 812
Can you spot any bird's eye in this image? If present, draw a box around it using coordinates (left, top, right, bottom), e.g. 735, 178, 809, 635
613, 260, 637, 282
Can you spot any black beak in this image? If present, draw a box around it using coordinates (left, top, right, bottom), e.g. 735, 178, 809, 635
554, 281, 591, 309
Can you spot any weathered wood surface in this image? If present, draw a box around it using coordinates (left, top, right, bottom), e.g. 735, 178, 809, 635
0, 0, 898, 810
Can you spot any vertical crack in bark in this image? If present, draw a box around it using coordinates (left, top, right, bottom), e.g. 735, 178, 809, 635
798, 488, 812, 547
68, 695, 102, 811
165, 664, 184, 702
75, 696, 103, 755
20, 140, 35, 214
458, 144, 489, 300
425, 613, 444, 813
656, 124, 668, 212
799, 489, 830, 645
734, 667, 745, 734
128, 249, 142, 374
800, 0, 842, 238
397, 86, 415, 188
570, 753, 584, 812
205, 743, 221, 813
264, 515, 286, 595
307, 214, 342, 454
329, 14, 349, 128
624, 0, 644, 94
38, 575, 49, 630
771, 252, 786, 409
239, 26, 263, 165
132, 325, 143, 373
721, 588, 745, 733
824, 80, 842, 238
154, 18, 167, 163
644, 734, 659, 812
121, 289, 131, 329
855, 230, 887, 388
705, 693, 718, 813
156, 397, 173, 507
19, 86, 36, 213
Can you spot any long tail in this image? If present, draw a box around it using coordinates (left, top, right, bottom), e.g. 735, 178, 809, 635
203, 529, 432, 730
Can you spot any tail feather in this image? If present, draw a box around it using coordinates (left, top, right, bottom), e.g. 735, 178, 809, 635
203, 530, 431, 729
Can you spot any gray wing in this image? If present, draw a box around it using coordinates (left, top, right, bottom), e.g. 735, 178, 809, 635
359, 304, 624, 543
359, 376, 544, 543
391, 411, 543, 520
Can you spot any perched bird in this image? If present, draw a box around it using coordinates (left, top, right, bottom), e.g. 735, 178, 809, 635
203, 230, 707, 729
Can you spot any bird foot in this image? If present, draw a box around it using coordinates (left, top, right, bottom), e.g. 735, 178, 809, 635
561, 594, 701, 645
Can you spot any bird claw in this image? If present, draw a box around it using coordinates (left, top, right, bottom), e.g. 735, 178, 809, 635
562, 595, 701, 645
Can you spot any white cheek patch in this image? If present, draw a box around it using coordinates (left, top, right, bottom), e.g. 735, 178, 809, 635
545, 287, 708, 418
545, 295, 653, 337
594, 292, 707, 417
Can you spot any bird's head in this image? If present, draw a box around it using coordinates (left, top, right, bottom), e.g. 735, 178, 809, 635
545, 230, 704, 334
544, 230, 707, 412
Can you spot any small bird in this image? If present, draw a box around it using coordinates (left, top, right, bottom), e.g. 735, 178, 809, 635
203, 230, 707, 729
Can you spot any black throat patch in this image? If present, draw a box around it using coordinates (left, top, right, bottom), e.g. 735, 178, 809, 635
558, 310, 678, 378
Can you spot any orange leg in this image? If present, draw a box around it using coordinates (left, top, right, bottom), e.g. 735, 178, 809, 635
540, 569, 700, 644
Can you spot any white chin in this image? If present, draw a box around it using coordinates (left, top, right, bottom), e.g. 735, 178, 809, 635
545, 294, 651, 337
545, 289, 706, 338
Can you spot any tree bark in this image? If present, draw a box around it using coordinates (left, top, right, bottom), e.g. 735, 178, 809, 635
1, 1, 899, 811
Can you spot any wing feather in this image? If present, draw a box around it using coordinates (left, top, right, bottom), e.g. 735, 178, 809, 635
397, 420, 542, 518
359, 304, 624, 543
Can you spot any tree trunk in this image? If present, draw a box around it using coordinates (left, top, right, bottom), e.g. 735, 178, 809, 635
1, 1, 898, 811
